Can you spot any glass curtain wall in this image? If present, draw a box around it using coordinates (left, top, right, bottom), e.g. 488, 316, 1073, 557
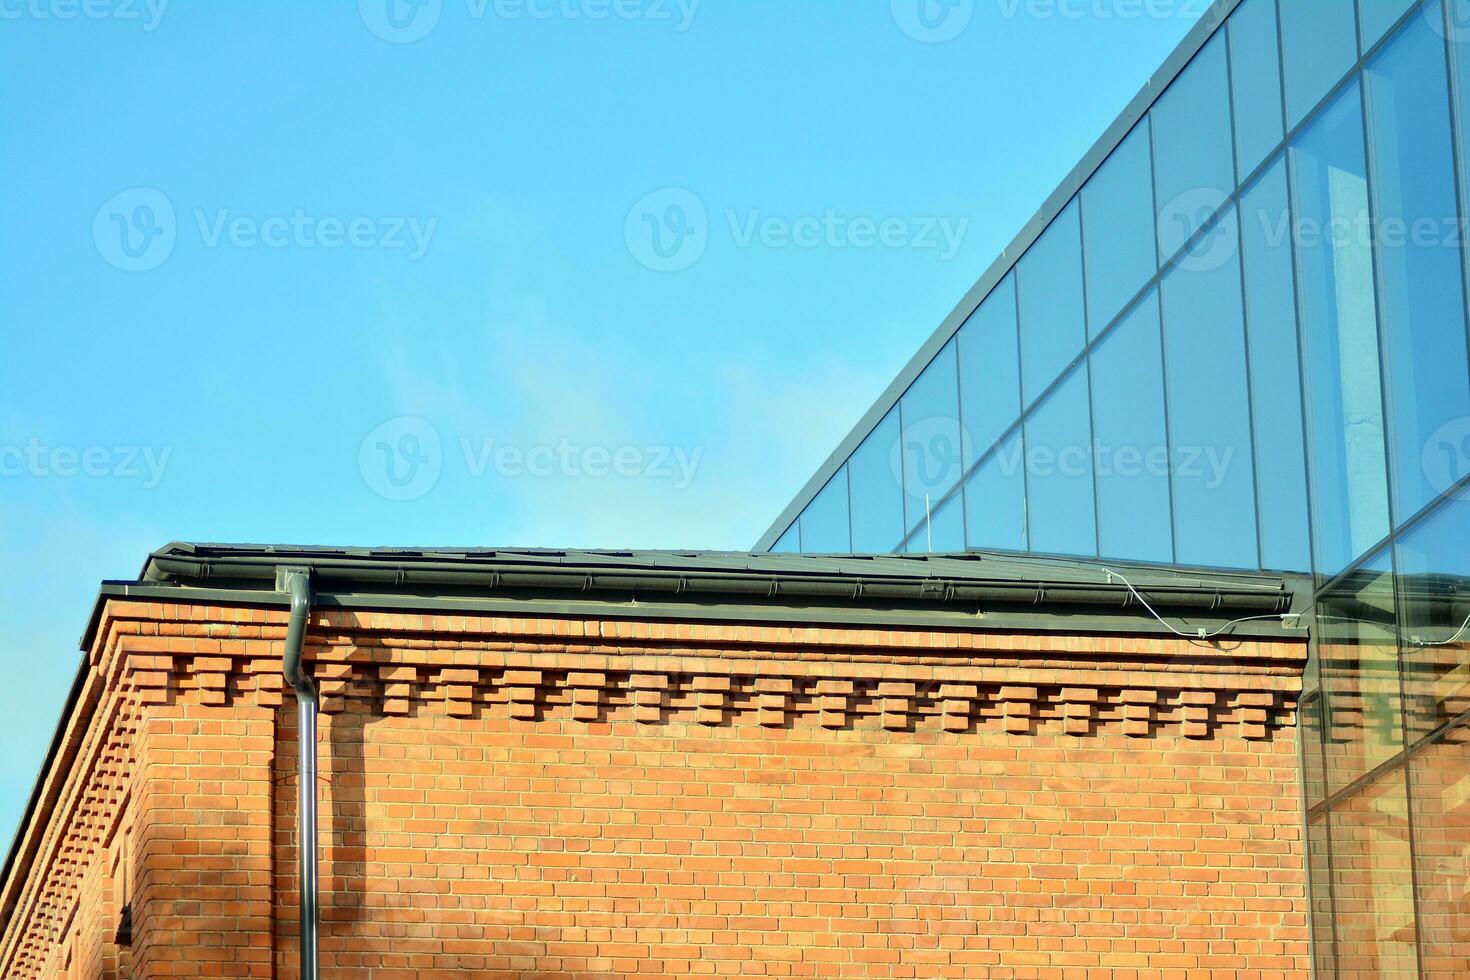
1288, 3, 1470, 978
766, 2, 1470, 976
776, 0, 1328, 572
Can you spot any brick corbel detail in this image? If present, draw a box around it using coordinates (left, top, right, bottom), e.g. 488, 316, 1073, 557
98, 602, 1303, 743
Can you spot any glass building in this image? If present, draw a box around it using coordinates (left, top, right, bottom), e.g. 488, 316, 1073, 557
758, 1, 1470, 975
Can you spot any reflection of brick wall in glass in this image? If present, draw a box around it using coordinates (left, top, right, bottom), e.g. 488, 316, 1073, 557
1398, 491, 1470, 744
1410, 723, 1470, 978
1401, 639, 1470, 745
1308, 813, 1338, 978
1328, 769, 1419, 979
1317, 560, 1403, 794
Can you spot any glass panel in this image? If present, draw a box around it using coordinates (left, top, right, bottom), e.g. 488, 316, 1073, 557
1318, 549, 1403, 795
1365, 6, 1470, 529
848, 407, 905, 553
1160, 208, 1260, 569
957, 275, 1021, 466
1397, 491, 1470, 745
964, 431, 1028, 552
1407, 718, 1470, 978
1307, 811, 1340, 978
1017, 200, 1087, 407
1229, 0, 1286, 179
1304, 646, 1331, 810
800, 468, 851, 553
1291, 81, 1392, 575
1280, 0, 1360, 130
1452, 0, 1470, 268
905, 492, 964, 554
1153, 34, 1236, 262
1082, 119, 1157, 334
901, 340, 964, 536
772, 522, 800, 554
1090, 291, 1173, 563
1022, 365, 1097, 557
1329, 767, 1421, 977
1361, 0, 1420, 52
1240, 159, 1314, 572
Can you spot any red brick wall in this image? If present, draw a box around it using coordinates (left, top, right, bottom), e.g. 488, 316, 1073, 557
1406, 724, 1470, 979
131, 704, 276, 977
1, 602, 1313, 979
292, 709, 1306, 978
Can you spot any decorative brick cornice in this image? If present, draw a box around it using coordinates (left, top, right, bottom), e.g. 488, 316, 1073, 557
0, 616, 142, 980
105, 600, 1303, 741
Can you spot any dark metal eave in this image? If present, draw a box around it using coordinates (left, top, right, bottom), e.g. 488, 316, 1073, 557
79, 541, 1309, 649
754, 0, 1243, 552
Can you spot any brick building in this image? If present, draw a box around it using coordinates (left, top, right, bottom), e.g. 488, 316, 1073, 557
1, 544, 1316, 977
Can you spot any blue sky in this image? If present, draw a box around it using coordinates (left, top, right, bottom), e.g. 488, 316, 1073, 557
0, 0, 1207, 841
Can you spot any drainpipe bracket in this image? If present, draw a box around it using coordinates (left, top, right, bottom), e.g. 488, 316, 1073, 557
274, 565, 312, 593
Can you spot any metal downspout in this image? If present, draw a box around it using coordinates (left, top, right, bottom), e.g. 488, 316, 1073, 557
279, 568, 318, 980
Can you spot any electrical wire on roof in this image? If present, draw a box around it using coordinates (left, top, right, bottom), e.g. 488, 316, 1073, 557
1408, 612, 1470, 648
1102, 568, 1303, 640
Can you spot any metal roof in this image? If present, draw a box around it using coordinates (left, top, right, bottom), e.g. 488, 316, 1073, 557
86, 540, 1306, 642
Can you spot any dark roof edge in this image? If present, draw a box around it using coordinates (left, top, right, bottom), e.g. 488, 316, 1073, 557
78, 541, 1306, 649
754, 0, 1242, 551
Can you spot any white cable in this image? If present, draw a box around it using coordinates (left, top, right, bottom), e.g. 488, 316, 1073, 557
1102, 567, 1302, 641
1408, 612, 1470, 648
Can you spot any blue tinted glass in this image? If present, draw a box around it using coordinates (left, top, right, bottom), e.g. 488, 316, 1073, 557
1017, 200, 1087, 406
1360, 0, 1419, 51
1023, 365, 1098, 557
1160, 208, 1260, 569
1082, 120, 1158, 334
1453, 0, 1470, 216
1280, 0, 1359, 129
1153, 34, 1236, 261
1229, 0, 1286, 178
1366, 8, 1470, 528
957, 276, 1021, 466
1290, 81, 1391, 575
1397, 490, 1470, 742
964, 432, 1028, 552
772, 522, 800, 554
901, 340, 964, 535
1090, 292, 1174, 563
1240, 159, 1313, 572
905, 492, 964, 554
800, 467, 851, 553
848, 407, 905, 553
